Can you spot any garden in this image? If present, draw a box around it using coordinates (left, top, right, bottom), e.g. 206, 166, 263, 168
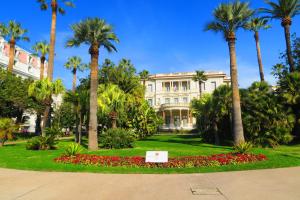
1, 134, 300, 174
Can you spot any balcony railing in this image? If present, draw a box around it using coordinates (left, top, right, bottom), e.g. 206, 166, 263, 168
161, 103, 190, 108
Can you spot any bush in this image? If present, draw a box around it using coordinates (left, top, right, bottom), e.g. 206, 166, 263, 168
233, 142, 253, 154
64, 143, 83, 156
44, 126, 63, 137
26, 135, 57, 150
99, 128, 135, 149
0, 118, 19, 147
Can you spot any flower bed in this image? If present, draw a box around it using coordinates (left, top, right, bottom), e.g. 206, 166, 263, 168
54, 153, 267, 168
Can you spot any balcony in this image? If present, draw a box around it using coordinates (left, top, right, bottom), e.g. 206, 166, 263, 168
161, 103, 190, 109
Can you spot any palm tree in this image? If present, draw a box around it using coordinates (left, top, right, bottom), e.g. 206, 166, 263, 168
64, 87, 89, 144
192, 70, 207, 98
37, 0, 75, 81
28, 78, 65, 136
244, 17, 270, 82
0, 21, 29, 72
260, 0, 300, 72
205, 1, 254, 145
98, 84, 126, 129
67, 18, 119, 150
64, 56, 87, 92
139, 70, 150, 87
32, 41, 49, 79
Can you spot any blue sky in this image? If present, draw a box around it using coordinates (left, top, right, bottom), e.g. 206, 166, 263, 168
2, 0, 300, 88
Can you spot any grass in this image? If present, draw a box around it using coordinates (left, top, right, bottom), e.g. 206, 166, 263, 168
1, 134, 300, 174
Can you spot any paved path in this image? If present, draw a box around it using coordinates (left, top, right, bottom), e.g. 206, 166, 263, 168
1, 167, 300, 200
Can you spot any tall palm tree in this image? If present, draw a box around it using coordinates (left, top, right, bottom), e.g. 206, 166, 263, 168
0, 21, 29, 72
28, 78, 65, 136
244, 17, 270, 82
64, 56, 87, 92
32, 41, 49, 79
260, 0, 300, 72
205, 1, 254, 145
37, 0, 75, 81
192, 70, 207, 98
67, 18, 119, 150
139, 70, 150, 87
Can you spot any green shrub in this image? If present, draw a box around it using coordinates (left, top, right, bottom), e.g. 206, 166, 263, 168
44, 126, 63, 137
100, 128, 135, 149
0, 118, 19, 147
26, 135, 57, 150
233, 142, 253, 154
64, 143, 83, 156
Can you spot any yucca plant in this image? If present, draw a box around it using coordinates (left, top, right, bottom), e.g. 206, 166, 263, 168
233, 141, 253, 154
64, 143, 83, 156
0, 118, 19, 147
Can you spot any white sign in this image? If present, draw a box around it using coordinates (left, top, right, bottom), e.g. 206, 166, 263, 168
145, 151, 168, 163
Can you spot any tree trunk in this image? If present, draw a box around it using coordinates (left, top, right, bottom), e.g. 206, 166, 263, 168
78, 113, 84, 144
88, 44, 99, 151
227, 34, 245, 145
282, 20, 295, 73
254, 32, 265, 82
213, 121, 220, 145
75, 112, 79, 143
42, 105, 51, 137
40, 56, 46, 80
72, 68, 77, 92
47, 1, 57, 81
7, 39, 15, 72
35, 113, 42, 135
199, 82, 202, 98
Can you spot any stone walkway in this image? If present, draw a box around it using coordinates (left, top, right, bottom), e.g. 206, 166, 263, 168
1, 167, 300, 200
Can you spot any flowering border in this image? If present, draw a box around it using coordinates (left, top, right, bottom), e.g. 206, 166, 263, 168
54, 153, 267, 168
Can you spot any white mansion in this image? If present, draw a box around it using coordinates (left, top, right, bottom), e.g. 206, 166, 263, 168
144, 72, 230, 131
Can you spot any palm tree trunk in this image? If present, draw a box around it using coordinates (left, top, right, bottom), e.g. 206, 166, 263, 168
42, 105, 50, 136
78, 113, 84, 144
213, 120, 220, 145
199, 82, 202, 98
72, 68, 77, 92
227, 35, 245, 145
254, 32, 265, 82
48, 1, 57, 81
40, 56, 45, 80
75, 112, 79, 143
35, 113, 42, 135
7, 39, 15, 72
88, 44, 99, 151
283, 23, 295, 72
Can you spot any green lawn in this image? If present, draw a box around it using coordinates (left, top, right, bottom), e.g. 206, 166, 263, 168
0, 134, 300, 173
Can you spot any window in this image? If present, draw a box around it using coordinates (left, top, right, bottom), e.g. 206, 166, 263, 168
203, 82, 206, 91
211, 81, 217, 90
174, 98, 179, 104
183, 97, 188, 103
147, 99, 153, 106
165, 98, 170, 104
147, 84, 153, 92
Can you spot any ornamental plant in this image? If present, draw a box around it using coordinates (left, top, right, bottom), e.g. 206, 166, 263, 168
55, 153, 267, 168
0, 118, 19, 147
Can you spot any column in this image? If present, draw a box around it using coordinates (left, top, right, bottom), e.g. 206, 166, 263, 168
170, 110, 173, 128
187, 109, 190, 125
162, 111, 166, 126
179, 109, 182, 128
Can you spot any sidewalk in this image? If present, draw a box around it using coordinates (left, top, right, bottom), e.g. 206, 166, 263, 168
1, 167, 300, 200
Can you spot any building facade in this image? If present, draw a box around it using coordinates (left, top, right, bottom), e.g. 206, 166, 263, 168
0, 37, 48, 80
0, 36, 48, 132
144, 72, 230, 131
